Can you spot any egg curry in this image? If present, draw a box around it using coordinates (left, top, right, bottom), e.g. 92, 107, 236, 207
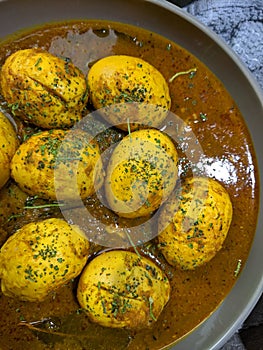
0, 218, 90, 302
0, 19, 259, 350
88, 55, 171, 131
0, 48, 88, 129
10, 128, 104, 201
0, 111, 19, 189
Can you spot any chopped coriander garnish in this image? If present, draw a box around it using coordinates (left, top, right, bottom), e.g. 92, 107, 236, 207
234, 259, 242, 277
24, 203, 64, 210
35, 57, 42, 67
148, 296, 157, 321
127, 118, 132, 141
199, 112, 207, 122
169, 67, 197, 83
124, 229, 141, 259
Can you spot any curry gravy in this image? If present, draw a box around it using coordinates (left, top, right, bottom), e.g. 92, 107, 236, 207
0, 20, 259, 350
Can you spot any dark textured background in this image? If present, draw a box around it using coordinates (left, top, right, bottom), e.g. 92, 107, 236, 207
167, 0, 263, 349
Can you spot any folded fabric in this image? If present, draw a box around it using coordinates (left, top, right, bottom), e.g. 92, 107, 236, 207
185, 0, 263, 90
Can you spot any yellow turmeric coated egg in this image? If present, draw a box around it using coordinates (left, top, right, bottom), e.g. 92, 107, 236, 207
77, 250, 170, 329
0, 112, 19, 189
0, 48, 88, 129
0, 218, 90, 301
88, 55, 171, 131
158, 177, 233, 269
10, 128, 104, 201
105, 128, 178, 218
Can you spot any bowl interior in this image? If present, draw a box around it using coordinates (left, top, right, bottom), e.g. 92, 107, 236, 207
0, 0, 262, 349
